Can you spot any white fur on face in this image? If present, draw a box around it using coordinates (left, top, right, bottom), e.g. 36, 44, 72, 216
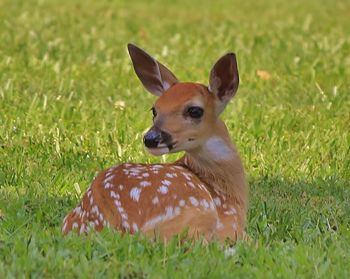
146, 147, 169, 156
205, 136, 234, 161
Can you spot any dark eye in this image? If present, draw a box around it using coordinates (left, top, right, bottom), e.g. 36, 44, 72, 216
187, 106, 204, 119
151, 107, 157, 118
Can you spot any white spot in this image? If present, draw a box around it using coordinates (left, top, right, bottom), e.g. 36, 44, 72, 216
104, 175, 114, 184
189, 197, 199, 206
94, 219, 99, 226
165, 173, 175, 178
209, 201, 215, 210
142, 215, 165, 230
130, 168, 141, 173
122, 221, 130, 229
114, 200, 121, 207
230, 207, 237, 215
132, 223, 139, 232
213, 197, 221, 206
174, 206, 181, 215
140, 181, 152, 187
73, 207, 81, 215
79, 224, 86, 234
158, 185, 168, 194
173, 166, 184, 170
214, 189, 226, 200
87, 191, 92, 198
98, 213, 104, 221
216, 221, 224, 230
130, 187, 142, 202
152, 196, 160, 204
110, 191, 119, 199
224, 210, 235, 215
232, 223, 237, 231
162, 180, 171, 186
91, 205, 99, 215
187, 181, 195, 188
200, 199, 209, 209
119, 185, 124, 190
89, 196, 94, 205
205, 136, 234, 161
165, 206, 174, 217
117, 206, 125, 213
182, 172, 192, 181
72, 222, 78, 229
142, 205, 178, 231
121, 213, 128, 220
142, 173, 150, 177
179, 200, 186, 207
153, 164, 163, 169
104, 183, 113, 189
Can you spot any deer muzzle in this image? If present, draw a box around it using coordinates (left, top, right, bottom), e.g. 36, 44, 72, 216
143, 127, 173, 151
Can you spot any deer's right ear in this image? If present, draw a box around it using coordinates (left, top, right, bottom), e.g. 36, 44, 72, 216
127, 44, 178, 96
209, 53, 239, 115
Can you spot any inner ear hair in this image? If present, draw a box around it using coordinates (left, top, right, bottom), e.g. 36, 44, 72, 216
209, 53, 239, 103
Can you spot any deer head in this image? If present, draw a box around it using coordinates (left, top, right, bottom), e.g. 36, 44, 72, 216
128, 43, 239, 157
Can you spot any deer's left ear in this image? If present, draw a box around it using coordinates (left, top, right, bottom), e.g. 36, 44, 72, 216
208, 53, 239, 114
128, 43, 178, 96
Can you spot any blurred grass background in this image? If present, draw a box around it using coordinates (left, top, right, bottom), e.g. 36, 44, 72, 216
0, 0, 349, 277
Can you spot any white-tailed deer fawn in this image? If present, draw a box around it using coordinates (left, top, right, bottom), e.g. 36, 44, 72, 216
62, 44, 247, 242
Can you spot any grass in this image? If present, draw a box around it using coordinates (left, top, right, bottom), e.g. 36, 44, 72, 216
0, 0, 349, 277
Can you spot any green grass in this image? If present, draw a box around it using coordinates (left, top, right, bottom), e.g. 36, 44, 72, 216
0, 0, 349, 277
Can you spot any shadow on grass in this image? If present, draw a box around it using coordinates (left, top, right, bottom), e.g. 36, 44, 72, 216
247, 175, 350, 243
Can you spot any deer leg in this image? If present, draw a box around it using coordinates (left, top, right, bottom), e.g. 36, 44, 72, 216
142, 208, 218, 242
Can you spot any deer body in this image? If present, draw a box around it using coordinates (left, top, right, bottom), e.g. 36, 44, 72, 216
62, 45, 247, 242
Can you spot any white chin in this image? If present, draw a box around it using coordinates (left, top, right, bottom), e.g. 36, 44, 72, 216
147, 147, 170, 156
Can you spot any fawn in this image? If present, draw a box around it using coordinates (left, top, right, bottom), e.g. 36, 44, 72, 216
62, 44, 247, 242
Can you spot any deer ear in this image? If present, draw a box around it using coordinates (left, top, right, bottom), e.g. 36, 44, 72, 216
209, 53, 239, 114
127, 43, 178, 96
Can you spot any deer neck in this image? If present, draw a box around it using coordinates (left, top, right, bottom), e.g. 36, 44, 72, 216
177, 120, 247, 211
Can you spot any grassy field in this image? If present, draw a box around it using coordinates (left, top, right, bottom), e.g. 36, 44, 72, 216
0, 0, 349, 277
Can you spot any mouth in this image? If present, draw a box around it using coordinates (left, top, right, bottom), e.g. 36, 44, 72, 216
146, 142, 177, 156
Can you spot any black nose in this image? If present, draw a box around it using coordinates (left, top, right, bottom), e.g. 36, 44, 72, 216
143, 128, 172, 148
144, 129, 162, 148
